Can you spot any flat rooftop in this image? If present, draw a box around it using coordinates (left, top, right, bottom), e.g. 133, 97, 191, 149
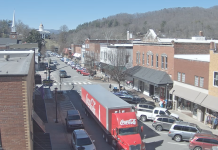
0, 50, 34, 75
174, 54, 210, 62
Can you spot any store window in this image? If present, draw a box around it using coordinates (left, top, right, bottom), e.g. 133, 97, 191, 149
178, 72, 181, 81
195, 76, 199, 86
200, 77, 204, 88
214, 72, 218, 86
156, 54, 158, 68
177, 98, 191, 111
182, 73, 185, 83
151, 55, 153, 67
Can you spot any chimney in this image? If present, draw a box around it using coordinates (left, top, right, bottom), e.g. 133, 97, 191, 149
199, 31, 203, 37
127, 31, 130, 40
210, 42, 215, 50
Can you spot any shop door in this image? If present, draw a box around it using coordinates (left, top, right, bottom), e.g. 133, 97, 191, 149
149, 85, 154, 96
160, 87, 165, 102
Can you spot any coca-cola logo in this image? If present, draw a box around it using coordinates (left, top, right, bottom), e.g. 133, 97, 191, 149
86, 94, 96, 115
120, 119, 136, 125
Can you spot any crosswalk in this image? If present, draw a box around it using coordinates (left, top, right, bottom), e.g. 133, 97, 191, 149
53, 81, 92, 86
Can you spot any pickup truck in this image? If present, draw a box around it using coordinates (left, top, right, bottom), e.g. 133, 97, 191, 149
136, 107, 179, 122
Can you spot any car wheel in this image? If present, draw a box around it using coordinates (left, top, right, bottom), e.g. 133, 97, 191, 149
141, 115, 147, 122
156, 125, 163, 131
194, 146, 202, 150
174, 135, 182, 142
82, 74, 84, 76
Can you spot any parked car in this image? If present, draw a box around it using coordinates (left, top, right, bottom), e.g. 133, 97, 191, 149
60, 58, 64, 61
74, 65, 81, 70
77, 68, 86, 74
136, 107, 179, 122
59, 70, 67, 78
71, 129, 96, 150
65, 110, 84, 132
57, 55, 62, 58
152, 115, 182, 131
168, 122, 212, 142
53, 61, 58, 65
64, 58, 70, 64
189, 133, 218, 150
81, 70, 90, 76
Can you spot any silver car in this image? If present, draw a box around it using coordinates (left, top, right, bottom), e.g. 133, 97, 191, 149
168, 122, 212, 142
71, 129, 96, 150
59, 70, 67, 78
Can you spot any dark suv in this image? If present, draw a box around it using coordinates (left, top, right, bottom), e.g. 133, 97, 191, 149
152, 115, 182, 131
65, 110, 84, 132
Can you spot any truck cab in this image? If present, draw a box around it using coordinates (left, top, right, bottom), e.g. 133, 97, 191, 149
111, 112, 146, 150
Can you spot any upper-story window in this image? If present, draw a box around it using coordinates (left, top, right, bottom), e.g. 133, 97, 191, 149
156, 54, 158, 68
142, 53, 145, 65
139, 52, 141, 64
182, 73, 185, 82
136, 52, 138, 64
214, 72, 218, 87
161, 56, 164, 69
125, 55, 129, 63
151, 55, 153, 67
200, 77, 204, 87
147, 54, 149, 65
165, 56, 168, 69
195, 76, 199, 86
178, 72, 181, 81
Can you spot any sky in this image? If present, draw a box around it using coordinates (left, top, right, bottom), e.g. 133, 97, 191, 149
1, 0, 217, 30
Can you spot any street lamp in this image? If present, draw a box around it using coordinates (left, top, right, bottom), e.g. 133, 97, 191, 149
165, 83, 169, 108
55, 87, 58, 123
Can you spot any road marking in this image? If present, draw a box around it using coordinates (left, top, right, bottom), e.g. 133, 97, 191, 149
88, 82, 92, 84
83, 82, 87, 84
167, 142, 188, 146
78, 82, 82, 84
64, 83, 67, 85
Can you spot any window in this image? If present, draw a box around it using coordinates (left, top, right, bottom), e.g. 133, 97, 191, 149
210, 139, 218, 144
161, 56, 164, 69
139, 52, 141, 64
165, 56, 168, 69
200, 77, 204, 87
142, 53, 144, 65
178, 72, 181, 81
147, 54, 149, 65
157, 118, 162, 121
162, 118, 168, 122
196, 138, 204, 142
125, 55, 129, 63
189, 127, 197, 133
195, 76, 199, 86
183, 126, 190, 132
154, 110, 159, 114
203, 139, 211, 144
159, 111, 165, 115
151, 55, 153, 67
156, 55, 158, 68
168, 119, 175, 123
182, 73, 185, 82
136, 52, 138, 64
142, 105, 148, 108
214, 72, 218, 86
173, 125, 183, 130
149, 106, 154, 109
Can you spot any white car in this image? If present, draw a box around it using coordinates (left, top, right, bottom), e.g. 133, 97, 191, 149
57, 55, 62, 58
67, 61, 73, 65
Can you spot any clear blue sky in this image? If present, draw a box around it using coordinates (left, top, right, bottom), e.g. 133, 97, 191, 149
1, 0, 217, 30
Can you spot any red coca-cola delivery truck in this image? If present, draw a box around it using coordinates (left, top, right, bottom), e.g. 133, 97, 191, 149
81, 84, 145, 150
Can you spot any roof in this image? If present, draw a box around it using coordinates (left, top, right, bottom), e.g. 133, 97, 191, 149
9, 43, 38, 49
0, 50, 34, 75
194, 133, 218, 138
174, 54, 210, 62
74, 129, 89, 138
125, 66, 173, 86
82, 84, 132, 109
0, 38, 17, 45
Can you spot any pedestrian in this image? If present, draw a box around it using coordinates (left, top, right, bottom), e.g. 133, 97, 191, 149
165, 99, 168, 108
159, 101, 163, 108
109, 84, 112, 91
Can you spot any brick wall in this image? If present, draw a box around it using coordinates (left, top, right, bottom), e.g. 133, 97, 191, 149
174, 43, 210, 54
209, 50, 218, 96
174, 58, 209, 89
0, 55, 35, 150
133, 44, 175, 79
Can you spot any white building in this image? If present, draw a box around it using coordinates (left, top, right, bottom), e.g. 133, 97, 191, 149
37, 23, 50, 39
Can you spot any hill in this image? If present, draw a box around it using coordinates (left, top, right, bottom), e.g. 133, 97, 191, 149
69, 6, 218, 44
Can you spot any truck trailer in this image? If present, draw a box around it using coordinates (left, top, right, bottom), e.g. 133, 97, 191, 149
81, 84, 145, 150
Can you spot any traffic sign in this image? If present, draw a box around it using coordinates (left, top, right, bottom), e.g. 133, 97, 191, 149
43, 80, 53, 86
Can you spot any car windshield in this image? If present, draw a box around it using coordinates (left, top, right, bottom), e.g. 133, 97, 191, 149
165, 110, 171, 115
68, 115, 80, 120
119, 127, 138, 135
77, 137, 92, 146
196, 125, 202, 132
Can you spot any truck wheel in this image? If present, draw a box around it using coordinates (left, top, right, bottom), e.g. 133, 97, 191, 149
141, 115, 147, 122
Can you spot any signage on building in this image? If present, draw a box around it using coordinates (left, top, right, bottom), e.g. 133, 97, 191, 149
43, 80, 53, 86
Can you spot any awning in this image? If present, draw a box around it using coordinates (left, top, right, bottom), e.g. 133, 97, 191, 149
201, 95, 218, 112
32, 110, 46, 132
125, 66, 173, 86
169, 85, 200, 102
194, 93, 207, 104
73, 53, 81, 57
